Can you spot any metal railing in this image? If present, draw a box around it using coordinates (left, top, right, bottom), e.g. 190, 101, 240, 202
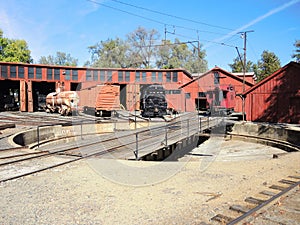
35, 115, 223, 160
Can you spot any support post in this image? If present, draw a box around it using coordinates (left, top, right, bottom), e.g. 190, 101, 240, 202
135, 133, 138, 160
37, 126, 40, 148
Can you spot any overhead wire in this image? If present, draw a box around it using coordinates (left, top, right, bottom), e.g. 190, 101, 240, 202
87, 0, 232, 36
110, 0, 235, 31
86, 0, 241, 50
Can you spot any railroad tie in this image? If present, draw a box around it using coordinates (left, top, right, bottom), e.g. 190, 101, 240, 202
211, 214, 233, 224
288, 175, 300, 180
244, 197, 265, 205
269, 185, 287, 191
279, 179, 297, 185
229, 205, 249, 214
260, 190, 277, 196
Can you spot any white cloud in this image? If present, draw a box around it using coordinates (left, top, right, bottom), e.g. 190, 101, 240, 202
203, 0, 300, 49
0, 8, 19, 38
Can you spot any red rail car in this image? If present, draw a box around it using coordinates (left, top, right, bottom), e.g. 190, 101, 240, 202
78, 84, 120, 117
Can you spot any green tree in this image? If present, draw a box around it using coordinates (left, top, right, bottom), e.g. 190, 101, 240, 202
292, 40, 300, 63
0, 29, 32, 63
156, 40, 173, 69
184, 41, 208, 73
88, 38, 129, 68
255, 50, 281, 82
87, 26, 208, 72
38, 51, 78, 66
126, 26, 160, 68
229, 56, 254, 73
156, 39, 207, 73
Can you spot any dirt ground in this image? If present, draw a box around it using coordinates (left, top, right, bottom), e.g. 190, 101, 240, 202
0, 137, 299, 225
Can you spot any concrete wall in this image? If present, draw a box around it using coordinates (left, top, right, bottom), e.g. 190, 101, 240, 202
12, 121, 151, 148
230, 122, 300, 147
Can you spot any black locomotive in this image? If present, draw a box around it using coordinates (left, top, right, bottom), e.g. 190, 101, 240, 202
141, 84, 168, 117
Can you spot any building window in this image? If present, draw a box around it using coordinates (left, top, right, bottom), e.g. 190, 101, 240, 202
166, 72, 171, 82
86, 70, 92, 81
214, 72, 220, 85
173, 72, 178, 82
29, 67, 35, 79
72, 70, 78, 81
18, 66, 24, 78
1, 65, 8, 78
158, 72, 163, 82
10, 66, 17, 78
100, 70, 105, 81
166, 90, 181, 94
142, 71, 147, 82
46, 68, 53, 80
54, 69, 60, 80
151, 72, 156, 82
135, 71, 140, 82
93, 70, 98, 81
125, 71, 130, 82
118, 71, 123, 82
64, 69, 71, 80
107, 71, 112, 82
198, 92, 206, 98
36, 67, 42, 79
185, 93, 191, 99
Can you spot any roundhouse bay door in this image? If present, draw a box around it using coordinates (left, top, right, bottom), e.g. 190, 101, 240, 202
126, 84, 140, 111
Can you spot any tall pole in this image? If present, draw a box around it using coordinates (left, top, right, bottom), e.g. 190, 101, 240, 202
239, 30, 254, 121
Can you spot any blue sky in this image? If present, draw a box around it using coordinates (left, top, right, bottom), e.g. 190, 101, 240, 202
1, 0, 299, 71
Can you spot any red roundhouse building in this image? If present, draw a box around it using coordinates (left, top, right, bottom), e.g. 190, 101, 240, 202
243, 62, 300, 124
0, 62, 196, 113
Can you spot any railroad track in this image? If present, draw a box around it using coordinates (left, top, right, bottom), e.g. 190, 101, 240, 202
0, 111, 99, 127
0, 115, 217, 183
228, 133, 300, 152
211, 175, 300, 224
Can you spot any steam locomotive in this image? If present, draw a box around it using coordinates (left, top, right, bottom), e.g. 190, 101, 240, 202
140, 84, 168, 117
45, 91, 79, 116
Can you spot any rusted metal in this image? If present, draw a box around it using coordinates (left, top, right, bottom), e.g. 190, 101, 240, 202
79, 84, 120, 112
126, 84, 140, 111
27, 80, 33, 112
20, 80, 27, 112
45, 91, 79, 115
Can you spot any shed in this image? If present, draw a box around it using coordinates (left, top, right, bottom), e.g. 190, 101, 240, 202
244, 61, 300, 124
183, 67, 254, 113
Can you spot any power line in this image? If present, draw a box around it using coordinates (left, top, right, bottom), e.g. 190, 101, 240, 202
87, 0, 235, 35
110, 0, 235, 31
87, 0, 166, 26
86, 0, 241, 50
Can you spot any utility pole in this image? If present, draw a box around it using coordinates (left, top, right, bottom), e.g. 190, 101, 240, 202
238, 30, 254, 121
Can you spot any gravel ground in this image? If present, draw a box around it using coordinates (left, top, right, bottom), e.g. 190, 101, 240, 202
0, 137, 299, 225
